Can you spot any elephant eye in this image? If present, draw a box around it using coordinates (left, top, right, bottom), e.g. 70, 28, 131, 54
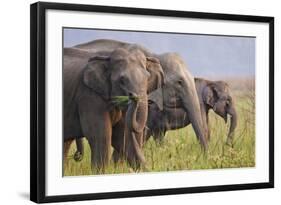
177, 79, 183, 86
226, 96, 232, 104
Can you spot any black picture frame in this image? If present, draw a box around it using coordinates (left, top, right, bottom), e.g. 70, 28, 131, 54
30, 1, 274, 203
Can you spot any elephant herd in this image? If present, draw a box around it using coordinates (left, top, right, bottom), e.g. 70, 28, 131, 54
64, 39, 237, 173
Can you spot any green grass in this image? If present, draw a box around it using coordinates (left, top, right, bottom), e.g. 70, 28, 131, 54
64, 81, 255, 176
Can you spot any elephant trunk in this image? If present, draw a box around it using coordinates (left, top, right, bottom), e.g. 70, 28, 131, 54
130, 99, 146, 134
226, 105, 237, 145
130, 131, 146, 167
125, 94, 148, 169
182, 83, 208, 150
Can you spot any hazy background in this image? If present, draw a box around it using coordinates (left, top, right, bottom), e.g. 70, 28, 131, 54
64, 28, 255, 78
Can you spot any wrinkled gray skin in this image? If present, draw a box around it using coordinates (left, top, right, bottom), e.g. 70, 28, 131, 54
72, 39, 208, 162
146, 78, 237, 145
64, 45, 164, 172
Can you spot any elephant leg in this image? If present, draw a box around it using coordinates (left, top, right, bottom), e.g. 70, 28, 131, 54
143, 127, 151, 143
159, 130, 166, 143
64, 139, 73, 160
153, 130, 166, 144
86, 116, 112, 173
78, 98, 112, 173
112, 150, 120, 164
74, 138, 84, 162
111, 119, 125, 164
204, 111, 211, 141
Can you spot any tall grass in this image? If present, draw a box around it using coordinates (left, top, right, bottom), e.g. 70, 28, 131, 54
64, 78, 255, 176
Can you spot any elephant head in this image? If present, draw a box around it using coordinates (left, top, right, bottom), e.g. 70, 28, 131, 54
149, 53, 208, 149
83, 47, 164, 168
83, 48, 163, 99
201, 80, 237, 145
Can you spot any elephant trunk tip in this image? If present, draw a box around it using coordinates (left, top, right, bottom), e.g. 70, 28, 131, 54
226, 106, 237, 146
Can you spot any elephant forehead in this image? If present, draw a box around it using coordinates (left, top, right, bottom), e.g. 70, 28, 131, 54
127, 50, 146, 67
215, 82, 230, 94
165, 72, 179, 82
111, 48, 145, 61
161, 53, 186, 68
110, 47, 128, 57
112, 55, 146, 71
165, 68, 192, 83
162, 58, 192, 79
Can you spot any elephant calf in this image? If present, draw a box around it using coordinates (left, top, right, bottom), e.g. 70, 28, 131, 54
146, 78, 237, 145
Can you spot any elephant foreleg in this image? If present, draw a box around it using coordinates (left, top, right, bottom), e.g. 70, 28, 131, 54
152, 130, 166, 144
64, 139, 73, 160
87, 115, 112, 173
111, 119, 125, 164
78, 98, 112, 173
74, 138, 84, 162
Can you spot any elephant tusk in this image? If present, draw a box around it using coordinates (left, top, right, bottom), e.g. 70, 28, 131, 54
213, 104, 217, 112
224, 115, 228, 123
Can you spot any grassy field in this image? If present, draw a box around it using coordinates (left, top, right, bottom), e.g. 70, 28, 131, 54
64, 78, 255, 176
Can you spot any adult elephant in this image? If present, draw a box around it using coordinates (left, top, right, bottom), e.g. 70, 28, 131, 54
75, 39, 208, 148
64, 46, 164, 172
146, 78, 237, 145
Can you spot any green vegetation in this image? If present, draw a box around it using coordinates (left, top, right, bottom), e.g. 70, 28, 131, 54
64, 78, 255, 176
111, 95, 139, 107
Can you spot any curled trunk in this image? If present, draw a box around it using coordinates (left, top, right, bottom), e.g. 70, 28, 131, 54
125, 95, 148, 170
130, 101, 144, 134
226, 105, 237, 145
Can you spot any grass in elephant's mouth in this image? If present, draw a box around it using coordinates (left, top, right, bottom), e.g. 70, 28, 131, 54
111, 96, 140, 107
64, 80, 255, 176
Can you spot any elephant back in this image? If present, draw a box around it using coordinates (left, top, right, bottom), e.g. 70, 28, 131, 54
74, 39, 128, 53
63, 48, 96, 115
75, 39, 153, 58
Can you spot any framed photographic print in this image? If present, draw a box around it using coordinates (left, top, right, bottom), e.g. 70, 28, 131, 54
30, 1, 274, 203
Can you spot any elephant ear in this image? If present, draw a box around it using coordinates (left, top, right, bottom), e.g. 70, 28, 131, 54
202, 84, 217, 107
146, 57, 165, 93
83, 55, 111, 99
148, 88, 163, 111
